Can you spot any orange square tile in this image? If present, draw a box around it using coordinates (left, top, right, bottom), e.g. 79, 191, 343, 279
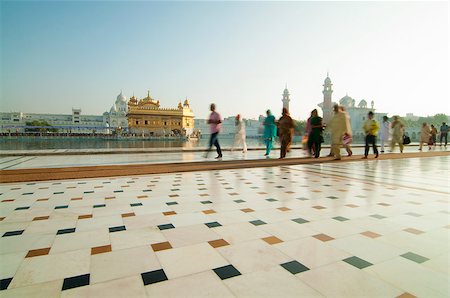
33, 216, 49, 221
169, 194, 179, 198
94, 186, 104, 189
78, 214, 93, 219
208, 239, 230, 248
26, 247, 51, 258
202, 209, 216, 214
403, 228, 424, 235
228, 193, 239, 196
36, 198, 49, 202
257, 192, 268, 195
313, 233, 335, 242
137, 195, 148, 199
262, 236, 283, 245
67, 186, 77, 189
121, 212, 135, 218
312, 190, 322, 193
91, 245, 112, 255
71, 197, 82, 201
163, 211, 177, 216
0, 217, 5, 221
338, 189, 348, 192
241, 208, 254, 213
2, 199, 14, 202
277, 207, 291, 211
151, 241, 172, 252
445, 225, 450, 229
378, 203, 391, 206
121, 185, 130, 188
397, 293, 417, 298
345, 204, 359, 208
200, 194, 209, 197
361, 231, 381, 238
105, 196, 115, 200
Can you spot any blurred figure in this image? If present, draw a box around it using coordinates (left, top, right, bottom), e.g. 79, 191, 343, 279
440, 122, 448, 147
419, 122, 431, 151
263, 110, 277, 157
231, 114, 247, 153
305, 110, 313, 156
362, 111, 379, 159
307, 109, 324, 158
278, 108, 295, 159
204, 103, 223, 159
379, 115, 390, 153
430, 124, 437, 148
340, 106, 353, 157
328, 104, 350, 160
390, 115, 404, 153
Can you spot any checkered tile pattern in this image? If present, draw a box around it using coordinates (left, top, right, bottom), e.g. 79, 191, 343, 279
0, 156, 448, 297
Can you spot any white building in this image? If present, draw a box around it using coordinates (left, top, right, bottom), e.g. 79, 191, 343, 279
318, 74, 384, 138
0, 91, 128, 133
195, 117, 263, 138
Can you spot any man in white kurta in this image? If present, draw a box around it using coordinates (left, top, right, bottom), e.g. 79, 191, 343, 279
379, 116, 390, 153
328, 104, 351, 160
231, 114, 247, 153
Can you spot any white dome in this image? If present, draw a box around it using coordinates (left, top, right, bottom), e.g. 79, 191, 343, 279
116, 91, 127, 103
110, 103, 118, 113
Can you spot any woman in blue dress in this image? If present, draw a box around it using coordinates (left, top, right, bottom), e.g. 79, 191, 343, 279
263, 110, 277, 157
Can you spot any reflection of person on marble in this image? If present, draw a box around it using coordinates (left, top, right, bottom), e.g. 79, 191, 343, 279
263, 110, 277, 158
231, 114, 247, 153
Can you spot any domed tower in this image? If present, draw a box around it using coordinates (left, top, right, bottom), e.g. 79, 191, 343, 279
322, 73, 333, 123
282, 85, 290, 111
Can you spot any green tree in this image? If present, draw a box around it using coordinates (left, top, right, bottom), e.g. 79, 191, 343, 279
293, 120, 306, 136
25, 120, 58, 132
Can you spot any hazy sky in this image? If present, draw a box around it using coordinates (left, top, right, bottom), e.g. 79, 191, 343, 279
1, 1, 449, 120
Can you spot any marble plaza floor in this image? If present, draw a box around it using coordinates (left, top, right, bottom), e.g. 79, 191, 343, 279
0, 155, 449, 297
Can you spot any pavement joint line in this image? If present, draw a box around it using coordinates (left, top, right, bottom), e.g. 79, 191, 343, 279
0, 151, 449, 184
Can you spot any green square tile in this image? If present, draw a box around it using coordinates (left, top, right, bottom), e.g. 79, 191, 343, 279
401, 252, 429, 264
292, 218, 309, 224
343, 256, 373, 269
370, 214, 386, 219
333, 216, 349, 222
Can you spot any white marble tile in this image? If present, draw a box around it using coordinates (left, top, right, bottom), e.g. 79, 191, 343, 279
162, 224, 220, 248
213, 222, 270, 244
145, 270, 234, 298
1, 279, 63, 298
0, 251, 27, 279
10, 249, 91, 288
224, 266, 323, 297
156, 242, 228, 279
110, 226, 166, 250
275, 237, 351, 269
299, 261, 403, 297
258, 220, 317, 241
329, 234, 407, 264
365, 257, 449, 297
217, 239, 291, 274
90, 246, 160, 284
50, 228, 110, 254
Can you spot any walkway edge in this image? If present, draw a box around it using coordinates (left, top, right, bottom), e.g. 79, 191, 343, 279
1, 151, 449, 183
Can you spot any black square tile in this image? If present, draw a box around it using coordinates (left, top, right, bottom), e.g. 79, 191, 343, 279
141, 269, 168, 285
292, 218, 309, 224
333, 216, 349, 222
84, 191, 94, 194
166, 202, 178, 206
15, 206, 30, 211
343, 256, 373, 269
54, 205, 69, 209
57, 228, 76, 235
0, 278, 13, 290
93, 204, 106, 208
143, 189, 152, 192
113, 190, 124, 193
249, 220, 266, 226
130, 203, 143, 207
53, 192, 64, 195
158, 224, 175, 230
266, 198, 277, 202
2, 230, 24, 237
22, 192, 33, 195
327, 196, 338, 199
109, 226, 126, 233
201, 201, 212, 204
280, 261, 309, 274
233, 199, 245, 203
213, 265, 241, 280
205, 221, 222, 228
62, 274, 90, 290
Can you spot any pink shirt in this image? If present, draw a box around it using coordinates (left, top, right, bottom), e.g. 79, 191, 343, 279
209, 111, 222, 133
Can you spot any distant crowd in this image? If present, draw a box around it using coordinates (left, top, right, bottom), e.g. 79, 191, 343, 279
204, 103, 449, 160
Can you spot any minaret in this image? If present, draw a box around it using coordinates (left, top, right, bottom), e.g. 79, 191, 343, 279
322, 73, 333, 123
282, 85, 290, 111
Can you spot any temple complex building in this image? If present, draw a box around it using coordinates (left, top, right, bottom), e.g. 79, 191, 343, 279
127, 91, 195, 136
